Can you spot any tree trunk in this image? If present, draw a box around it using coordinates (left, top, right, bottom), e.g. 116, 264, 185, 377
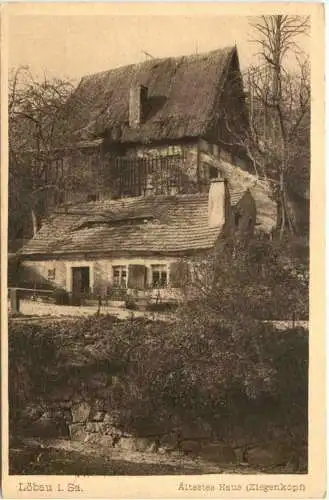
278, 169, 295, 239
31, 208, 39, 237
278, 171, 286, 240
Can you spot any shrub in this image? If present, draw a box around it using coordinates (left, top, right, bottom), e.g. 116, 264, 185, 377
8, 314, 308, 446
9, 321, 58, 429
186, 236, 309, 321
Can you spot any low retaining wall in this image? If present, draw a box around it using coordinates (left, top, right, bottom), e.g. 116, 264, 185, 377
16, 399, 304, 469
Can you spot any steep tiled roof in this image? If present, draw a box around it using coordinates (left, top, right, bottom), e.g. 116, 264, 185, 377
20, 194, 223, 257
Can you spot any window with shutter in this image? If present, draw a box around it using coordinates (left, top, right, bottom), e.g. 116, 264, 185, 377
48, 268, 56, 280
112, 265, 127, 288
151, 265, 168, 288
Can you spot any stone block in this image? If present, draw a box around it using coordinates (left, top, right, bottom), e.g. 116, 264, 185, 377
71, 402, 90, 423
88, 373, 109, 389
93, 399, 106, 411
85, 434, 114, 447
117, 437, 138, 452
160, 431, 179, 451
90, 411, 105, 422
69, 423, 88, 441
245, 445, 289, 468
200, 442, 237, 464
101, 423, 112, 435
30, 417, 69, 439
180, 422, 212, 440
180, 439, 202, 455
103, 412, 118, 426
51, 388, 74, 402
21, 405, 44, 422
133, 437, 158, 453
58, 400, 73, 409
50, 409, 65, 420
86, 422, 104, 433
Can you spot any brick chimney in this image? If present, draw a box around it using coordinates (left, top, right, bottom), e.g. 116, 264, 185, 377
129, 85, 148, 128
208, 179, 227, 228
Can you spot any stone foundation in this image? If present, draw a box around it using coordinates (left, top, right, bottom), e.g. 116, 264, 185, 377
15, 399, 303, 469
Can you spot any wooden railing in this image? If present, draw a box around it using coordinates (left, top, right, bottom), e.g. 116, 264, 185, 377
105, 154, 189, 197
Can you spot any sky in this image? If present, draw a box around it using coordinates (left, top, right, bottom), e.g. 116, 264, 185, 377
8, 12, 310, 84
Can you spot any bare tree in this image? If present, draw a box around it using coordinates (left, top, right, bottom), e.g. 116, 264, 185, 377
9, 67, 75, 237
218, 16, 310, 239
249, 15, 310, 238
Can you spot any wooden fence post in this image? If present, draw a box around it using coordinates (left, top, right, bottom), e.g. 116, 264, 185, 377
11, 288, 20, 314
96, 295, 102, 316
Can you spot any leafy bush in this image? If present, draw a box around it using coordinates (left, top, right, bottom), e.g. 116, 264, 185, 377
186, 235, 309, 321
9, 321, 58, 428
9, 314, 308, 445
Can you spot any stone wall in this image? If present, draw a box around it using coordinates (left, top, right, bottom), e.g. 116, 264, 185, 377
18, 398, 303, 469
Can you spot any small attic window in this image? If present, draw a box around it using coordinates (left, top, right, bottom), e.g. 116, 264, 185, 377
115, 216, 155, 226
48, 268, 56, 280
73, 215, 156, 232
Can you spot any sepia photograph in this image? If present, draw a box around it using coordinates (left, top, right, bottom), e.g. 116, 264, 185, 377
1, 2, 325, 497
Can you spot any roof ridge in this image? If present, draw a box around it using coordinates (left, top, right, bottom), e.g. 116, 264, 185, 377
54, 193, 210, 214
81, 46, 235, 82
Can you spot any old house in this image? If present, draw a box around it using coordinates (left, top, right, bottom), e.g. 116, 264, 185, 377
18, 46, 277, 303
18, 159, 276, 303
45, 45, 251, 204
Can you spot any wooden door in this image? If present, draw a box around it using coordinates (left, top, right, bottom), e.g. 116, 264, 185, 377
72, 267, 90, 296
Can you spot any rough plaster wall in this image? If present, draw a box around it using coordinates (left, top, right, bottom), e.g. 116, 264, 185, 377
208, 181, 226, 228
20, 256, 185, 300
20, 260, 67, 290
93, 260, 111, 296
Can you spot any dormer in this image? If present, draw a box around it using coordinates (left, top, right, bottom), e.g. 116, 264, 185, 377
129, 84, 148, 128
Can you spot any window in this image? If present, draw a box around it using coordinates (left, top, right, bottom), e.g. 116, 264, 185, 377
209, 166, 218, 179
151, 265, 168, 288
48, 268, 56, 280
112, 265, 127, 288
